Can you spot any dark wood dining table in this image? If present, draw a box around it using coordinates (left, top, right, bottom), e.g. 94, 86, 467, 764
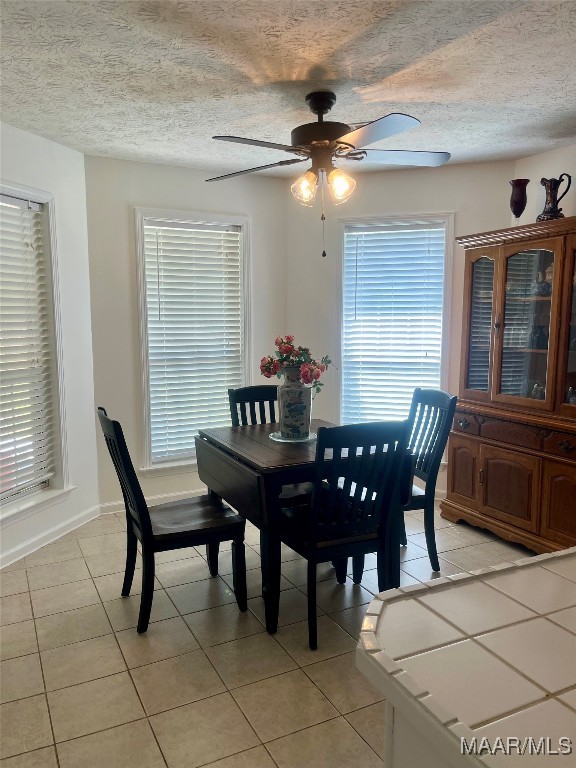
195, 418, 409, 634
195, 419, 335, 634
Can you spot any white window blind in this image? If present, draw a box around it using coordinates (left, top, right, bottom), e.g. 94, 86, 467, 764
342, 220, 446, 423
141, 217, 244, 463
0, 194, 56, 502
466, 256, 494, 391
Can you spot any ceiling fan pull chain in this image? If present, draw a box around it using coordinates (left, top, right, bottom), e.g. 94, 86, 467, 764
321, 174, 327, 258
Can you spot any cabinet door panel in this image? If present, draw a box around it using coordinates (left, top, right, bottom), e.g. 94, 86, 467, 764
447, 434, 479, 508
557, 233, 576, 416
541, 460, 576, 547
479, 445, 540, 532
492, 238, 564, 411
460, 251, 497, 402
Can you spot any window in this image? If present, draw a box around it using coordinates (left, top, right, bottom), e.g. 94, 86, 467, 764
137, 210, 247, 465
341, 217, 450, 423
0, 192, 59, 503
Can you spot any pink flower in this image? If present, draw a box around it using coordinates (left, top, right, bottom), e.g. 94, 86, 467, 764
301, 367, 313, 384
261, 336, 331, 393
260, 355, 281, 378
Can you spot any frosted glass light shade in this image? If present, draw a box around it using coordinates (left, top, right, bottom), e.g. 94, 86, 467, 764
291, 170, 318, 206
327, 168, 356, 204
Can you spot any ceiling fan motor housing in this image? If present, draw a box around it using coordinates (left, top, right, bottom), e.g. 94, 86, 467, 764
292, 90, 352, 148
291, 121, 352, 148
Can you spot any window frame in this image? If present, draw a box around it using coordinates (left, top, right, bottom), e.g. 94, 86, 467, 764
0, 181, 70, 521
135, 207, 251, 470
338, 212, 454, 423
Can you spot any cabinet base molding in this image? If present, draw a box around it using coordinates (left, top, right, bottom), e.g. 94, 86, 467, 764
440, 499, 565, 554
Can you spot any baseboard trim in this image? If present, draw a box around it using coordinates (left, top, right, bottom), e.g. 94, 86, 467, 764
0, 505, 100, 568
99, 487, 207, 516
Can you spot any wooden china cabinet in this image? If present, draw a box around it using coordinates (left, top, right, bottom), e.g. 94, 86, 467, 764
440, 216, 576, 552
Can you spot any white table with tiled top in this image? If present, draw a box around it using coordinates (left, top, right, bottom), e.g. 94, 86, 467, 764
357, 547, 576, 768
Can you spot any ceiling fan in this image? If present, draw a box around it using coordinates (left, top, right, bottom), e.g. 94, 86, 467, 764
206, 90, 450, 205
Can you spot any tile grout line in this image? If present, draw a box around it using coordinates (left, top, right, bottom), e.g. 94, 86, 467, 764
132, 537, 379, 759
3, 512, 542, 766
30, 580, 61, 768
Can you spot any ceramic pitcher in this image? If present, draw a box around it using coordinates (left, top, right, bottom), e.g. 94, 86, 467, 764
536, 173, 572, 221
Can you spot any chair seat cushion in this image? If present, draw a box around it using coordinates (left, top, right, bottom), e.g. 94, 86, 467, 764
150, 495, 244, 540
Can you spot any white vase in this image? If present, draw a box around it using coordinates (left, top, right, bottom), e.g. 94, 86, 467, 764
278, 366, 312, 439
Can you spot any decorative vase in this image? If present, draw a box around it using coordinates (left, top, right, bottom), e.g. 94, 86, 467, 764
278, 366, 312, 439
537, 173, 572, 221
509, 179, 530, 218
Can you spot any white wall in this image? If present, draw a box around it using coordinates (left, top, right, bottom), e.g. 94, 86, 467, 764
2, 131, 571, 555
85, 157, 288, 508
284, 159, 516, 424
0, 123, 100, 565
512, 144, 576, 226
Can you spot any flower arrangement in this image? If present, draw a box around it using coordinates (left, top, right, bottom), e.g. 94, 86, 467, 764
260, 335, 331, 394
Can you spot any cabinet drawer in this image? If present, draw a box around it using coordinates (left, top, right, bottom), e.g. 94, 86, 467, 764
453, 411, 480, 435
479, 417, 542, 450
543, 431, 576, 459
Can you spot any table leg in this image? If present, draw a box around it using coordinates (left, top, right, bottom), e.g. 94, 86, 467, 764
388, 501, 402, 589
260, 522, 281, 633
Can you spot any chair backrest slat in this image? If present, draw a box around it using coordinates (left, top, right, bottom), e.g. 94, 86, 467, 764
228, 386, 279, 427
97, 407, 154, 545
407, 388, 457, 485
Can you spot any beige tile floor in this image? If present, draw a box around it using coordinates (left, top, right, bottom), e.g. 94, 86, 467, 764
0, 505, 534, 767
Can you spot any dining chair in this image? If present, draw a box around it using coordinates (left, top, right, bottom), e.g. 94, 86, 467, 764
228, 385, 279, 426
352, 387, 458, 584
351, 388, 457, 581
97, 407, 247, 633
228, 385, 311, 505
401, 387, 457, 571
278, 421, 409, 649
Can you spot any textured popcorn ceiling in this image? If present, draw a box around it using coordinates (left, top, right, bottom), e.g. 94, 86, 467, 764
1, 0, 576, 176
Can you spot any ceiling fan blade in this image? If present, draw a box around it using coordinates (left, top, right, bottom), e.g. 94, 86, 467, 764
206, 158, 307, 182
358, 149, 451, 167
213, 135, 301, 154
336, 113, 420, 149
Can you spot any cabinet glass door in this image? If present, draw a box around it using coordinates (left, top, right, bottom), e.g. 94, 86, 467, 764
496, 248, 555, 404
560, 249, 576, 408
465, 256, 495, 393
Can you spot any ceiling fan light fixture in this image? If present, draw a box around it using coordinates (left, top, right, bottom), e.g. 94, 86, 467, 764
327, 167, 356, 204
291, 169, 318, 206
